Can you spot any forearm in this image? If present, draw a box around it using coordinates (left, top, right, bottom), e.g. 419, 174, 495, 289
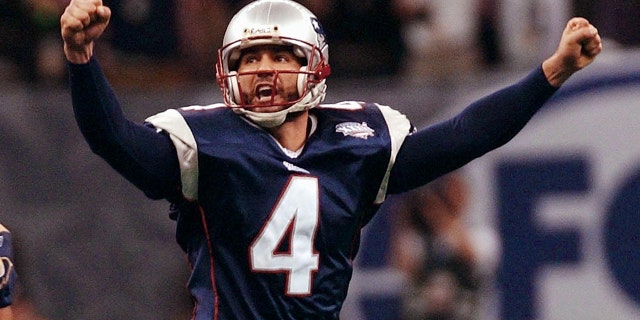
388, 66, 557, 193
68, 58, 181, 199
0, 306, 11, 320
450, 65, 557, 150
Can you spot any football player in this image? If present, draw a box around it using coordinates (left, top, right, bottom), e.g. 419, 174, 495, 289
0, 224, 17, 320
60, 0, 601, 318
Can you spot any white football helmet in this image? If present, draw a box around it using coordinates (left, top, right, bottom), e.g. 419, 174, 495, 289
216, 0, 331, 127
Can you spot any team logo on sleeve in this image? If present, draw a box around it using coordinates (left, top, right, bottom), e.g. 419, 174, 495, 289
335, 122, 375, 139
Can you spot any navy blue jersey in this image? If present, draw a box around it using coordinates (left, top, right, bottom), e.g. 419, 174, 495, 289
147, 102, 413, 318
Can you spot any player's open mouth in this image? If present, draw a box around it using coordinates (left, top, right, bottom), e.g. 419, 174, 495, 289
256, 84, 275, 102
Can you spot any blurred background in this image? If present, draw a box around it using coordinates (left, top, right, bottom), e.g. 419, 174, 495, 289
0, 0, 639, 319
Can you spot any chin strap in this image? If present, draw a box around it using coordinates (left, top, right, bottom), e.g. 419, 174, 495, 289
233, 81, 327, 128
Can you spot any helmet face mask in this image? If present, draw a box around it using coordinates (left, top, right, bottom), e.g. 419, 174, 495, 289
215, 0, 331, 127
233, 53, 302, 110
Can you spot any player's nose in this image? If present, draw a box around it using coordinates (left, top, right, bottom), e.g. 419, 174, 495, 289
256, 56, 277, 75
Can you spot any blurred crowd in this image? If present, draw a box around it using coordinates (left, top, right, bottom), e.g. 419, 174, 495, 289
2, 0, 637, 86
387, 171, 499, 320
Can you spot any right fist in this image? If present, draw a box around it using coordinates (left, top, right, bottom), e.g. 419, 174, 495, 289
60, 0, 111, 64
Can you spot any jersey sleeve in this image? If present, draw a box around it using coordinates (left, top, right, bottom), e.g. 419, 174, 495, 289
68, 58, 182, 201
388, 65, 558, 193
375, 104, 415, 203
145, 109, 199, 200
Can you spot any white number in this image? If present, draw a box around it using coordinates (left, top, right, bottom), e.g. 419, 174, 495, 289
250, 176, 320, 295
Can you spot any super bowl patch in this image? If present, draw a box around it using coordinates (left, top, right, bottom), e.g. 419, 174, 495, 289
335, 122, 375, 139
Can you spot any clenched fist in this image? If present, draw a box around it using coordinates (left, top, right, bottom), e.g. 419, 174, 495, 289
543, 17, 603, 87
60, 0, 111, 64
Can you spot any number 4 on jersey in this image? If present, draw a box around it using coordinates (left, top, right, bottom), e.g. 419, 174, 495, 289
250, 176, 320, 295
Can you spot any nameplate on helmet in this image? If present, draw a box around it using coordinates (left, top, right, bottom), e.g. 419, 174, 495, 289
243, 25, 280, 38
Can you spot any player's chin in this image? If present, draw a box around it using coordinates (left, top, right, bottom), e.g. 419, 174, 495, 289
251, 104, 287, 113
249, 99, 291, 113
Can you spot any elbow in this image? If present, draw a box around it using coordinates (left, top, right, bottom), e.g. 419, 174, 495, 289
84, 134, 116, 159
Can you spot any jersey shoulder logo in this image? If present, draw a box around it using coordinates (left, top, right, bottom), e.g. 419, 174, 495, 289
335, 122, 375, 140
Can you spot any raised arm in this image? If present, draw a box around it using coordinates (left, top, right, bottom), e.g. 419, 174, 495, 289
388, 17, 602, 193
61, 0, 181, 200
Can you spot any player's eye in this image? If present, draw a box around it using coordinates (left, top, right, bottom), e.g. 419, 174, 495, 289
275, 50, 299, 62
244, 56, 258, 64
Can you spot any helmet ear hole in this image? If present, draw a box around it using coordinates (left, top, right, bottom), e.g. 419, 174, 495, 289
297, 66, 308, 97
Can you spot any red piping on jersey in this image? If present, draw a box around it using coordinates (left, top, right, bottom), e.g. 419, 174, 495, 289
185, 255, 197, 320
198, 204, 219, 320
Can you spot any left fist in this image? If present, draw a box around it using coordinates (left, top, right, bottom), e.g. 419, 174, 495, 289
543, 17, 603, 87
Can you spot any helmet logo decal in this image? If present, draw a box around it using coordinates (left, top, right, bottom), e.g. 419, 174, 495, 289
335, 122, 375, 140
310, 17, 327, 48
